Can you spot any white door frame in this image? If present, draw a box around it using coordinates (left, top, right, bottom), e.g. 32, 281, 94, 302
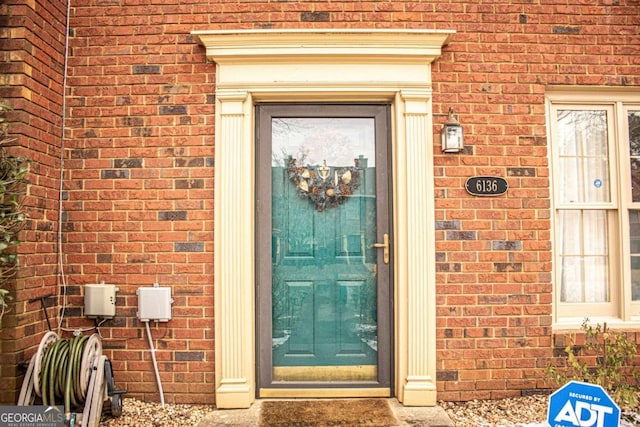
192, 29, 454, 408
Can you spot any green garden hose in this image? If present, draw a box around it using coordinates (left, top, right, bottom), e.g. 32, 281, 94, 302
38, 334, 92, 414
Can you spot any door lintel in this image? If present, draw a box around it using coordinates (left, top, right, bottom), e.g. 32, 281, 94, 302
192, 29, 454, 64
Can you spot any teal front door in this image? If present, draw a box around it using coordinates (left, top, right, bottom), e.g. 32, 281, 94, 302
256, 104, 392, 396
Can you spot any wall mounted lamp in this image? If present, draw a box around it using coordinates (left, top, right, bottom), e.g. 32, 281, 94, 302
441, 107, 464, 153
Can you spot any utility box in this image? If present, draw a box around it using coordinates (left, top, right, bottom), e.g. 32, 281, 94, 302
137, 286, 172, 322
84, 283, 118, 318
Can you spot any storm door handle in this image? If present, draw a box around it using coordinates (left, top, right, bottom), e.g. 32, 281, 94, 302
372, 233, 389, 264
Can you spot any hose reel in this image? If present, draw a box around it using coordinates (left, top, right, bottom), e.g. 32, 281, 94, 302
19, 332, 125, 427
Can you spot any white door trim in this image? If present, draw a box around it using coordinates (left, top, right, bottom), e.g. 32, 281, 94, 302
192, 29, 454, 408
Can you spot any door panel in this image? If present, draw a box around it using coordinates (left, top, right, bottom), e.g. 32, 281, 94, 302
256, 104, 392, 393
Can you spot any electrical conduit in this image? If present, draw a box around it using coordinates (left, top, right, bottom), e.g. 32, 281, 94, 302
144, 321, 165, 407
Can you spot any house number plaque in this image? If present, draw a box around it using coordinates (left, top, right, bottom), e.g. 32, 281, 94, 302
465, 176, 508, 196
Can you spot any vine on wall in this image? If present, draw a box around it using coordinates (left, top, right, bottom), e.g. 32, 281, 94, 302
0, 103, 30, 325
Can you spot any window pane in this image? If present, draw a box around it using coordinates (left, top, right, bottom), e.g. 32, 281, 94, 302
558, 209, 609, 303
560, 256, 583, 302
558, 158, 582, 204
631, 159, 640, 203
559, 210, 582, 253
628, 111, 640, 156
630, 210, 640, 301
556, 110, 610, 204
584, 256, 609, 302
583, 210, 608, 254
628, 111, 640, 202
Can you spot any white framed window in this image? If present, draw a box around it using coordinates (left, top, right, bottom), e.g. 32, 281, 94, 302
548, 89, 640, 325
625, 106, 640, 308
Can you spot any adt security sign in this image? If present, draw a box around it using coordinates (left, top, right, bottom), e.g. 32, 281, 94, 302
547, 380, 620, 427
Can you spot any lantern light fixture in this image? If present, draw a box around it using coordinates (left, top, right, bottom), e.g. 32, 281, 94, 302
441, 107, 464, 153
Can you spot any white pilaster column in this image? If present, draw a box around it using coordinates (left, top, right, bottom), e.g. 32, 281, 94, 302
214, 90, 255, 409
397, 90, 438, 406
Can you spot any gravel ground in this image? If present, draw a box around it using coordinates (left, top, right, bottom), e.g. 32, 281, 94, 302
99, 394, 640, 427
440, 394, 550, 427
441, 393, 640, 427
99, 398, 214, 427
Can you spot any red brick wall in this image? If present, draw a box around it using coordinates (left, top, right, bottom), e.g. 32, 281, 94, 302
63, 0, 216, 405
2, 0, 639, 405
430, 2, 638, 401
0, 0, 67, 404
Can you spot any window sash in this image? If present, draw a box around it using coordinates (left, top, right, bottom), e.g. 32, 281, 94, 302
552, 105, 616, 209
625, 106, 640, 315
557, 209, 609, 304
551, 103, 619, 319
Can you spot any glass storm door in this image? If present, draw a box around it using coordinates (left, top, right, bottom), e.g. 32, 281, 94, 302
256, 104, 392, 395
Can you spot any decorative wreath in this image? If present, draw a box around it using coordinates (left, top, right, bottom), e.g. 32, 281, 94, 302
286, 158, 361, 212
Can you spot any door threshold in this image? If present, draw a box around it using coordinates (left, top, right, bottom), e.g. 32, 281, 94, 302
273, 365, 378, 381
259, 388, 391, 398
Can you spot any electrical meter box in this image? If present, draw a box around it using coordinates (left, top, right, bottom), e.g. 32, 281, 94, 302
137, 286, 172, 322
84, 283, 117, 318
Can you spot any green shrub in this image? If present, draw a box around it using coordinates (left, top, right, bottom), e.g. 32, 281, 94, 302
546, 319, 639, 409
0, 102, 30, 324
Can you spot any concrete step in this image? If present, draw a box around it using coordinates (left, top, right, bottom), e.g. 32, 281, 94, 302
196, 398, 454, 427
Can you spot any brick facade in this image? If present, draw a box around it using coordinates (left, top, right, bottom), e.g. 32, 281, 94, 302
0, 0, 66, 404
1, 0, 639, 405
